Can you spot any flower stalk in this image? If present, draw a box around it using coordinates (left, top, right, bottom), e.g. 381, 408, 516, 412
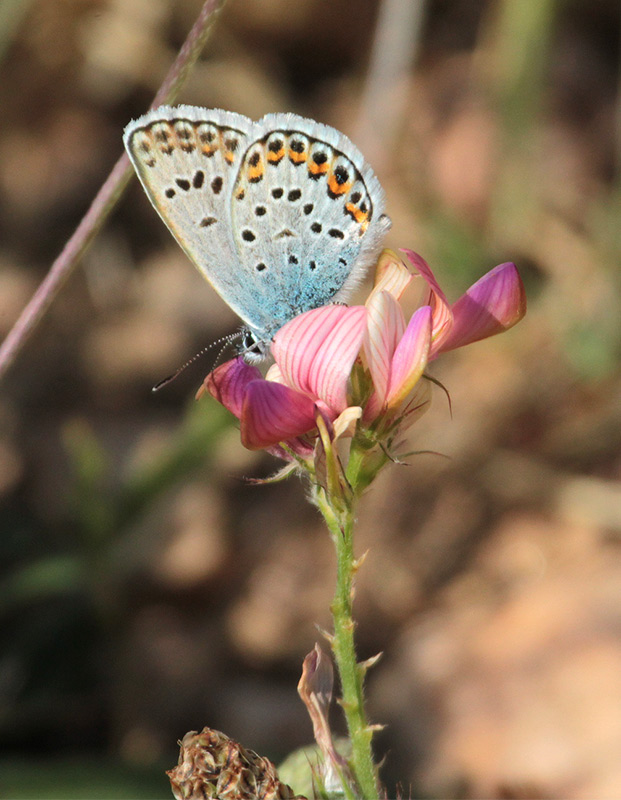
313, 482, 379, 800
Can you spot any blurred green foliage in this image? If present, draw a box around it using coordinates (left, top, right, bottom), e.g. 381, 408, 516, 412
0, 757, 169, 798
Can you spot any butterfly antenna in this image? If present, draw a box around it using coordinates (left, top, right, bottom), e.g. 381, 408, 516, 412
213, 331, 245, 369
152, 332, 241, 392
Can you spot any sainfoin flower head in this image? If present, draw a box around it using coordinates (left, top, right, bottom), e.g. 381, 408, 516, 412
200, 249, 526, 463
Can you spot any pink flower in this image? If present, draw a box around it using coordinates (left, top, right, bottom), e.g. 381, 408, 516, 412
200, 250, 526, 457
202, 305, 368, 456
400, 249, 527, 356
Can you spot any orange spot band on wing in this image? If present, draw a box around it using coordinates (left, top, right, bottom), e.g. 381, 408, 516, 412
289, 150, 307, 164
309, 162, 328, 176
328, 174, 351, 196
247, 163, 264, 182
345, 202, 369, 224
268, 149, 284, 163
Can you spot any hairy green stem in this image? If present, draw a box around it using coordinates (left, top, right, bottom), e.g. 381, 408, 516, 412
314, 487, 379, 800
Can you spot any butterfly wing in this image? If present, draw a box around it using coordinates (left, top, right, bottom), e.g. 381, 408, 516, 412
124, 107, 392, 348
123, 105, 263, 327
228, 113, 391, 342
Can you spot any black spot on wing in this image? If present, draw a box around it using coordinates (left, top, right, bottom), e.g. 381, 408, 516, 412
334, 166, 349, 184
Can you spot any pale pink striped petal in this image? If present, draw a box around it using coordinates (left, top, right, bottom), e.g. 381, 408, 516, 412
438, 262, 527, 353
363, 290, 406, 405
401, 249, 453, 347
273, 305, 346, 392
273, 305, 367, 413
240, 380, 317, 450
265, 363, 285, 384
363, 389, 382, 422
367, 249, 413, 303
386, 305, 432, 409
203, 357, 262, 418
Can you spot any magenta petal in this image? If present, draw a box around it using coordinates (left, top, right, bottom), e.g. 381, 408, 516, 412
204, 356, 262, 418
240, 379, 318, 450
273, 305, 368, 413
401, 249, 453, 346
386, 305, 432, 407
438, 262, 527, 353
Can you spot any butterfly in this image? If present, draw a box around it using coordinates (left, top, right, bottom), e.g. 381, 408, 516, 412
123, 106, 391, 359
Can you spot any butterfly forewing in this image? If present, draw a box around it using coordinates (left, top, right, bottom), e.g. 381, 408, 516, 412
123, 107, 259, 324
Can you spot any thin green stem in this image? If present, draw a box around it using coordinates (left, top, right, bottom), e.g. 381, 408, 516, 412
314, 487, 379, 800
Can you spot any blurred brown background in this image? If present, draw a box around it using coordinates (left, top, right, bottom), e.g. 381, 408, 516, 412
1, 0, 620, 797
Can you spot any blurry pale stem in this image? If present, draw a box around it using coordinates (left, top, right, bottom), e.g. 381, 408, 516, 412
356, 0, 426, 171
0, 0, 225, 382
314, 486, 379, 800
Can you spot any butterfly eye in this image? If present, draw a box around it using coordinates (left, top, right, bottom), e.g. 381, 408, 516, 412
240, 330, 265, 357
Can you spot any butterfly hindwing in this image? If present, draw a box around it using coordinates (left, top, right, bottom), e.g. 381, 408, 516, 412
229, 113, 391, 339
